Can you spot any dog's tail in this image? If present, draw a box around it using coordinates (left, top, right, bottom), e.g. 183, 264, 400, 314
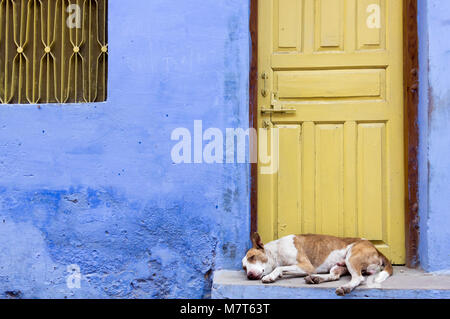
375, 251, 393, 284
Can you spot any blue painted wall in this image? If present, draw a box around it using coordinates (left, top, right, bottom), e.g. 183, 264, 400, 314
1, 0, 450, 299
0, 0, 250, 298
418, 0, 450, 272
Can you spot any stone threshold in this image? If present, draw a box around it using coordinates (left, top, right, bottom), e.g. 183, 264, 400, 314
212, 267, 450, 299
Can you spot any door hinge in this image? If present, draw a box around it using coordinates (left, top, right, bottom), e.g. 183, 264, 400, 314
262, 119, 272, 129
261, 72, 269, 97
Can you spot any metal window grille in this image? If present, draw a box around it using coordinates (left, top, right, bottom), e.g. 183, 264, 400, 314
0, 0, 108, 104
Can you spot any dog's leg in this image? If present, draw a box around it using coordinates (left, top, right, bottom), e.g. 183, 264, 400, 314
336, 272, 364, 296
261, 264, 310, 284
336, 247, 365, 296
305, 265, 347, 285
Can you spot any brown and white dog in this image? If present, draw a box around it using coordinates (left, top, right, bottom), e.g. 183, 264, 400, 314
242, 233, 393, 296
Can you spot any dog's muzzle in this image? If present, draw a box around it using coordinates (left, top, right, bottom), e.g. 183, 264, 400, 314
247, 272, 261, 280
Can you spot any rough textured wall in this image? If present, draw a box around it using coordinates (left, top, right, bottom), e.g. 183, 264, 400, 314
418, 0, 450, 272
0, 0, 250, 298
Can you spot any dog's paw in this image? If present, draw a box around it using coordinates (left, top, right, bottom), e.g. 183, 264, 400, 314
335, 287, 346, 296
304, 276, 315, 284
261, 275, 276, 284
335, 286, 351, 296
305, 275, 323, 285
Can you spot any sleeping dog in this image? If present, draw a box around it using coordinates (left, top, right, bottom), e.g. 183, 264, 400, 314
242, 233, 393, 296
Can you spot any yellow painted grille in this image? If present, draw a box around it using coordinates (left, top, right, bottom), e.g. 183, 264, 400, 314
0, 0, 108, 104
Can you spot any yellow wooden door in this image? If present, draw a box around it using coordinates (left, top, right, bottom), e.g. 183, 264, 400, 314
257, 0, 405, 263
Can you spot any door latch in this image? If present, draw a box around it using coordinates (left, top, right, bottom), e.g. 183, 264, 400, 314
260, 92, 296, 114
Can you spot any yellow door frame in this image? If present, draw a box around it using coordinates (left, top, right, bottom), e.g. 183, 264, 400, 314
249, 0, 419, 268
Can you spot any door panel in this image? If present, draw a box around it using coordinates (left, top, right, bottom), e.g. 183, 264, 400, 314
315, 124, 344, 237
357, 0, 386, 49
357, 123, 387, 241
315, 0, 344, 50
277, 125, 302, 237
257, 0, 405, 263
275, 0, 303, 50
275, 69, 384, 99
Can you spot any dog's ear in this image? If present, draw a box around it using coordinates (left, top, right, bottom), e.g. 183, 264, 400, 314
251, 232, 264, 250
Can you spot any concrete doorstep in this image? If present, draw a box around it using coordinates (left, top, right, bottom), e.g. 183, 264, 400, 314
212, 267, 450, 299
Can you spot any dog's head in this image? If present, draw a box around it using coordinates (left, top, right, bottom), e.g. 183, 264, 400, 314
241, 233, 274, 280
